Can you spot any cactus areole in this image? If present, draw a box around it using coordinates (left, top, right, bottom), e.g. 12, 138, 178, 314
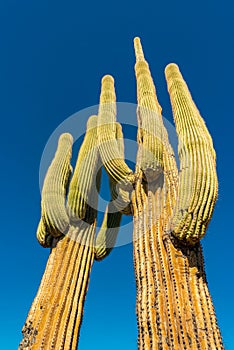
19, 37, 223, 350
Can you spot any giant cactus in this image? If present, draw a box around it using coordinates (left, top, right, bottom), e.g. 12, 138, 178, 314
20, 37, 223, 350
19, 117, 121, 349
132, 37, 223, 349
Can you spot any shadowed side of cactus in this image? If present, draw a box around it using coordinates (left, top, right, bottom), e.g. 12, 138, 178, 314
132, 37, 223, 349
95, 119, 127, 260
94, 201, 122, 261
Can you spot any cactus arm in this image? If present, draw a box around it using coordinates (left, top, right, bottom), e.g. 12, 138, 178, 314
36, 217, 54, 248
97, 75, 134, 185
39, 133, 73, 242
108, 121, 132, 215
67, 115, 102, 222
98, 77, 133, 214
94, 202, 122, 261
165, 64, 218, 245
95, 121, 128, 261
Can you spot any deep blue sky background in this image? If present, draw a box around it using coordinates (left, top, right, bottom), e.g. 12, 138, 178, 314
0, 0, 234, 349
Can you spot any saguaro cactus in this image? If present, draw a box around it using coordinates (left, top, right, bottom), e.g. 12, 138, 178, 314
19, 117, 121, 349
132, 37, 223, 349
20, 37, 223, 350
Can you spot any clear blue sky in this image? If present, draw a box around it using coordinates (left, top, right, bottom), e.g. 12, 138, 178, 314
0, 0, 233, 349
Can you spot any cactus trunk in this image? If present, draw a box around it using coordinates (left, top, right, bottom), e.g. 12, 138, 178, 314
132, 176, 223, 349
19, 224, 95, 350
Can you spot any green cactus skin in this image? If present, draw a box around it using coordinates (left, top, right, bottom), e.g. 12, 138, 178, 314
95, 120, 127, 260
97, 75, 134, 186
132, 38, 223, 349
97, 75, 134, 215
134, 38, 164, 182
67, 115, 102, 223
37, 133, 73, 244
165, 63, 218, 245
36, 218, 53, 248
134, 37, 178, 228
94, 202, 122, 261
108, 122, 132, 215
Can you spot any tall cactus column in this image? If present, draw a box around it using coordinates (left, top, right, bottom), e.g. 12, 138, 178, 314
19, 117, 102, 350
132, 38, 223, 349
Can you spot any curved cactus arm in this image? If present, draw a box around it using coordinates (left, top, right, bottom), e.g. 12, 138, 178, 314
38, 133, 73, 244
108, 122, 132, 215
36, 218, 54, 248
98, 77, 134, 214
165, 63, 218, 245
95, 120, 130, 260
67, 115, 102, 223
97, 75, 134, 185
94, 202, 122, 261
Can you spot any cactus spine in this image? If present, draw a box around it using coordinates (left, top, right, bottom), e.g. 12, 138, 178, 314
20, 37, 223, 350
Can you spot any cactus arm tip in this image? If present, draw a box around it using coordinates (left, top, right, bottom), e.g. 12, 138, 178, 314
101, 75, 114, 84
165, 63, 180, 74
36, 218, 54, 248
100, 74, 115, 103
133, 37, 145, 62
59, 132, 73, 144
